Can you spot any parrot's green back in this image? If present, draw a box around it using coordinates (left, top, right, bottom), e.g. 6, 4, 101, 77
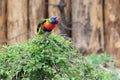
37, 19, 46, 34
37, 18, 51, 35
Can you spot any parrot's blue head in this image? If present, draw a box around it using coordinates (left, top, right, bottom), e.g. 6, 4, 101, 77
50, 16, 58, 24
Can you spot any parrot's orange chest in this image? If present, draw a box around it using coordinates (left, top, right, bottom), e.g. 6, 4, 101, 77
43, 22, 55, 30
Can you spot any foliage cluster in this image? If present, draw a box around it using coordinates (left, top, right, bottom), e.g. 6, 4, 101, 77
0, 34, 119, 80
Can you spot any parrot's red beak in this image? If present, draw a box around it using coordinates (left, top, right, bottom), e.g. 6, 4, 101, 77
56, 18, 59, 24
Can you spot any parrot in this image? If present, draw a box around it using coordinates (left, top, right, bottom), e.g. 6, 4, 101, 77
37, 16, 59, 35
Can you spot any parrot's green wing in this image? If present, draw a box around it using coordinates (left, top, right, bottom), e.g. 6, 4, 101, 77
37, 19, 46, 33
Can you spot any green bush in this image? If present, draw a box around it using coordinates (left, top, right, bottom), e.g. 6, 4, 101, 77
0, 34, 119, 80
85, 52, 113, 66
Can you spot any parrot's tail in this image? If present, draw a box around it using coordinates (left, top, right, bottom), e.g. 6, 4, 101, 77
37, 23, 41, 32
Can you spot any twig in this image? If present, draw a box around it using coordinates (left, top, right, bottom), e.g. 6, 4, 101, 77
99, 65, 111, 72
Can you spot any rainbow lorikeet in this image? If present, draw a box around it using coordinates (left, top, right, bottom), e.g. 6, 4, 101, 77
37, 16, 58, 35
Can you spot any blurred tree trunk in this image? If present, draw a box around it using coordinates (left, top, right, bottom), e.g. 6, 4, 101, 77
89, 0, 104, 53
72, 0, 104, 54
48, 0, 71, 36
7, 0, 28, 45
48, 0, 61, 35
29, 0, 47, 38
104, 0, 120, 67
65, 0, 72, 37
0, 0, 7, 46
